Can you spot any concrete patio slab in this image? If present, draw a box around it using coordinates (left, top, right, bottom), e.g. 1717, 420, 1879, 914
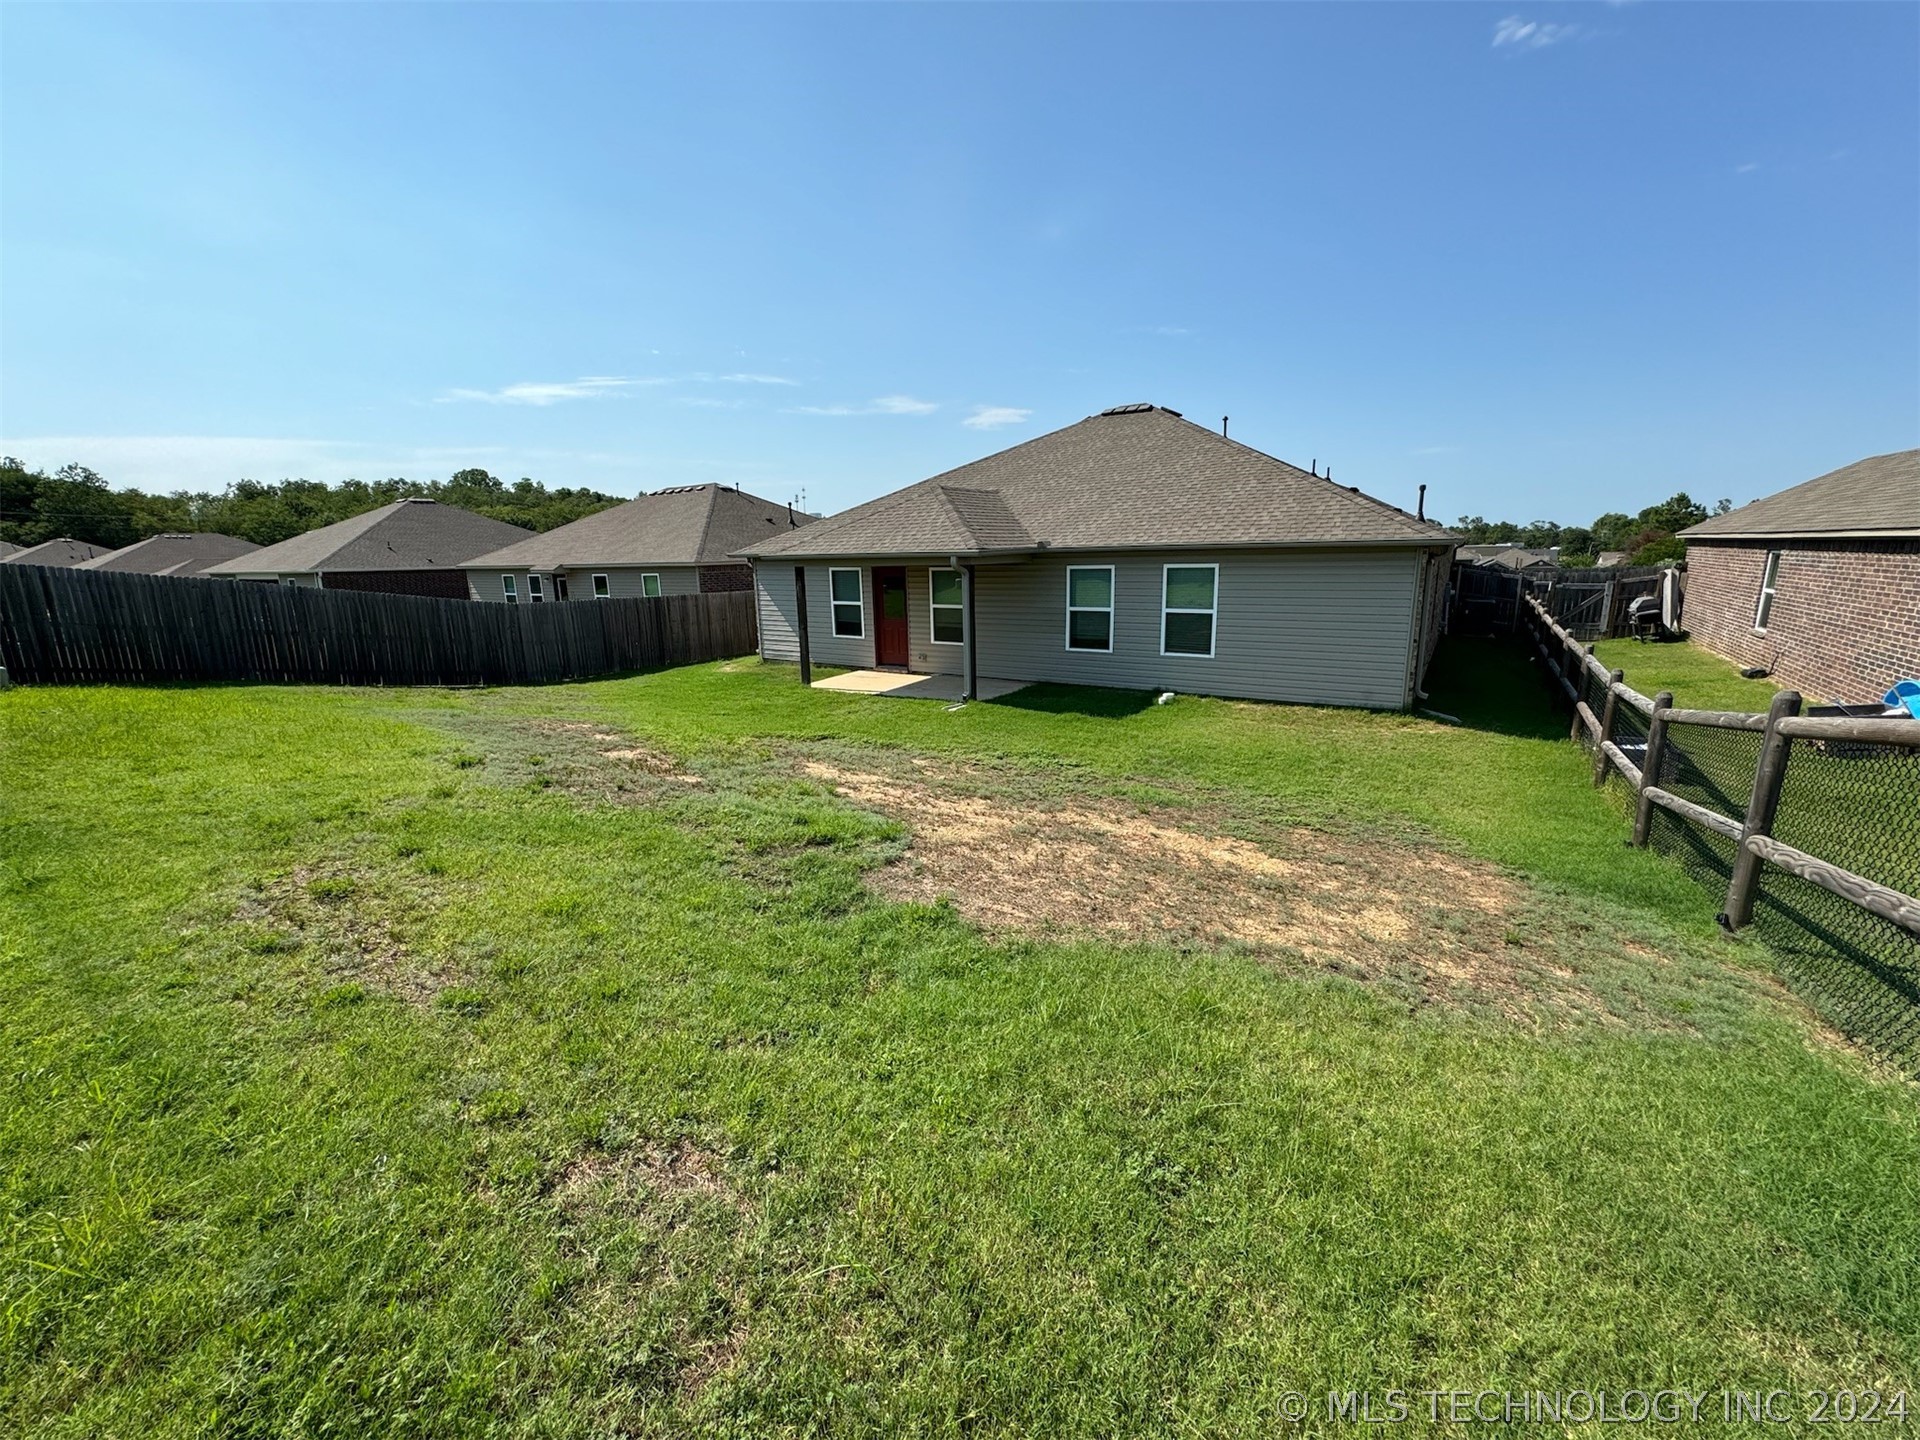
810, 670, 1029, 702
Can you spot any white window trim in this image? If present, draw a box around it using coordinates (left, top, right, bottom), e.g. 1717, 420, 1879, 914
528, 574, 544, 603
1753, 550, 1781, 633
1063, 564, 1115, 653
592, 573, 610, 600
1160, 562, 1219, 659
929, 566, 966, 646
641, 572, 662, 598
829, 566, 865, 639
501, 574, 517, 604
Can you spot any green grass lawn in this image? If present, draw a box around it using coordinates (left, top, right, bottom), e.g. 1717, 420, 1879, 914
3, 640, 1915, 1437
1591, 638, 1786, 711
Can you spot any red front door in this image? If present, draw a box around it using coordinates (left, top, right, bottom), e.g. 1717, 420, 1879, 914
873, 567, 909, 668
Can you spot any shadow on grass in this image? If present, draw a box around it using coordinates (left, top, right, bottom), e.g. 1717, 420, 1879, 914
1422, 636, 1569, 740
988, 683, 1162, 718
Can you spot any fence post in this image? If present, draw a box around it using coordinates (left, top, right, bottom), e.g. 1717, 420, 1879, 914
1591, 668, 1624, 786
1632, 690, 1675, 845
1569, 644, 1594, 740
1720, 689, 1803, 931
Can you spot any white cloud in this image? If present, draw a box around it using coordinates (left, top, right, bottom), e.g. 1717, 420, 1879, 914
962, 406, 1033, 430
1410, 444, 1459, 456
789, 394, 939, 417
1492, 16, 1587, 50
1734, 162, 1761, 174
436, 371, 796, 405
437, 376, 666, 406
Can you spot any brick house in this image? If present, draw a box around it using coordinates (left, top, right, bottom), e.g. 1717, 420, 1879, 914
1679, 449, 1918, 703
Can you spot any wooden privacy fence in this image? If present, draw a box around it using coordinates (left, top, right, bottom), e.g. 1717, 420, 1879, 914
1521, 594, 1920, 1073
0, 564, 759, 688
1450, 563, 1673, 641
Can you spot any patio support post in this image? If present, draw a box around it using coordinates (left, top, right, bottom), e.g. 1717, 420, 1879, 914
961, 563, 977, 701
793, 565, 812, 686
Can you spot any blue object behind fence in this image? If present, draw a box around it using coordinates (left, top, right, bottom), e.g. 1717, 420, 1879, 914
1884, 680, 1920, 719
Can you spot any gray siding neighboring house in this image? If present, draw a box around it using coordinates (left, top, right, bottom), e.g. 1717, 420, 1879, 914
463, 484, 809, 604
740, 404, 1456, 710
1, 537, 107, 568
205, 498, 533, 598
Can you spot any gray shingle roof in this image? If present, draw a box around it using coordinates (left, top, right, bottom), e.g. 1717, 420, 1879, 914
1681, 449, 1920, 540
77, 532, 260, 576
738, 405, 1452, 560
204, 499, 534, 575
0, 537, 107, 567
0, 541, 20, 561
462, 485, 806, 571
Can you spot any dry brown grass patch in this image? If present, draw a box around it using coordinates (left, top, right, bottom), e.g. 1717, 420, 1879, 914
799, 758, 1674, 1024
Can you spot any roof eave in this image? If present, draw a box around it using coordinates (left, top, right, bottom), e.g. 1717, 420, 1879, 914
1681, 527, 1920, 542
741, 535, 1454, 562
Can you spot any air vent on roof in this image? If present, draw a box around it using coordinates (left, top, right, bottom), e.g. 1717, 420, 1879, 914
650, 484, 710, 495
1100, 403, 1155, 416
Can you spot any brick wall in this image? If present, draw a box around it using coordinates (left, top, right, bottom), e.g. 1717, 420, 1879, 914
698, 564, 754, 593
1684, 538, 1920, 703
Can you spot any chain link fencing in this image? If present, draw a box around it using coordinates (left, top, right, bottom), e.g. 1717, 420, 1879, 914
1521, 596, 1920, 1077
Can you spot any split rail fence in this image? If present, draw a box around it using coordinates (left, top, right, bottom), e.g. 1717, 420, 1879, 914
0, 564, 759, 688
1522, 595, 1920, 1075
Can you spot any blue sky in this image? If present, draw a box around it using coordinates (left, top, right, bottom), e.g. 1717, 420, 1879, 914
3, 2, 1915, 525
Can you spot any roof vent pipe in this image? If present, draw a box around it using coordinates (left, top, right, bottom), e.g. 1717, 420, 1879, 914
1221, 416, 1228, 438
1311, 459, 1317, 476
1417, 484, 1427, 521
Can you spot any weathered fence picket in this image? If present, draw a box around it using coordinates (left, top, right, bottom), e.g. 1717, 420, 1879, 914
0, 564, 758, 688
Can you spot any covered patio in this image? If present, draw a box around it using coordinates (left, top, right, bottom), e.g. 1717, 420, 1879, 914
810, 670, 1028, 702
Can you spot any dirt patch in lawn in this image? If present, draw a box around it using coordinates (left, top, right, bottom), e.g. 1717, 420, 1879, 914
422, 710, 704, 803
553, 1138, 745, 1221
800, 758, 1698, 1026
234, 860, 463, 1006
548, 1138, 755, 1401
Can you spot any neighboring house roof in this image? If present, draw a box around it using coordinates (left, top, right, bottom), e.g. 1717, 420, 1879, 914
1681, 449, 1920, 540
739, 405, 1453, 561
204, 499, 534, 575
1459, 546, 1557, 571
463, 484, 806, 571
77, 532, 260, 576
0, 541, 20, 561
1595, 551, 1630, 566
0, 537, 106, 567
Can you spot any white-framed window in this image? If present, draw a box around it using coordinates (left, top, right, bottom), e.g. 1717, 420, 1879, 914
1161, 563, 1218, 658
501, 574, 517, 604
829, 567, 864, 637
929, 567, 965, 645
1753, 550, 1782, 631
1065, 565, 1114, 652
528, 574, 544, 603
554, 574, 570, 602
592, 573, 610, 600
641, 572, 662, 598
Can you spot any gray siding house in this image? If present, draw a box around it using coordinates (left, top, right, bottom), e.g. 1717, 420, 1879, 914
462, 484, 809, 604
205, 499, 532, 598
740, 404, 1455, 710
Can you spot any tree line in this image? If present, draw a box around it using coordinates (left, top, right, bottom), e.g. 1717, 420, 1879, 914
0, 459, 627, 552
1451, 491, 1732, 567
